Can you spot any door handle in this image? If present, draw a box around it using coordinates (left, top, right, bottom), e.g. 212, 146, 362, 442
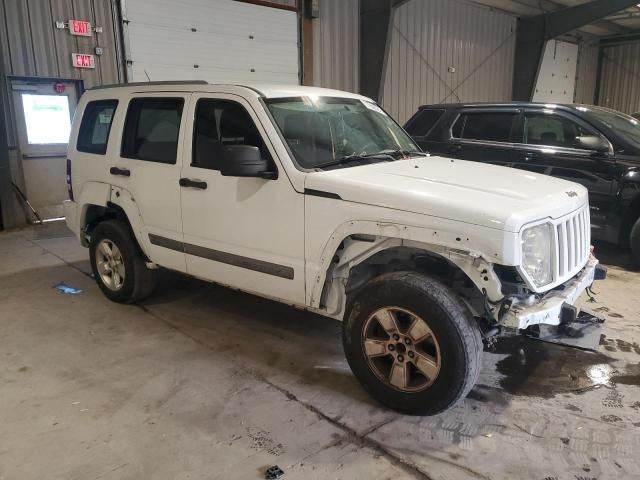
523, 152, 534, 162
179, 178, 208, 190
448, 143, 463, 153
110, 167, 130, 177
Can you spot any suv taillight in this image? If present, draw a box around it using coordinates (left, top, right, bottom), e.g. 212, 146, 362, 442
66, 158, 74, 201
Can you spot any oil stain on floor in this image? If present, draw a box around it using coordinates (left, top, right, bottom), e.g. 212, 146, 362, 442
486, 336, 640, 399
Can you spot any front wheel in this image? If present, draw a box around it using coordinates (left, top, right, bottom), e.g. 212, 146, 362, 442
343, 271, 482, 415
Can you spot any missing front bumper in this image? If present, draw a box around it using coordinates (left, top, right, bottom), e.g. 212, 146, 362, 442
501, 256, 605, 331
524, 310, 605, 351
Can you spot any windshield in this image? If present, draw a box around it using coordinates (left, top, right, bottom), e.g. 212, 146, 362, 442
265, 96, 420, 169
582, 106, 640, 148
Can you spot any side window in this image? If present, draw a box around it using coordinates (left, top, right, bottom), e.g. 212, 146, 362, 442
121, 98, 184, 164
524, 113, 591, 149
77, 100, 118, 154
193, 99, 272, 170
405, 109, 445, 136
453, 112, 518, 142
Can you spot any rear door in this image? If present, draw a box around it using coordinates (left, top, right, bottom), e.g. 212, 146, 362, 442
447, 109, 521, 166
108, 92, 189, 272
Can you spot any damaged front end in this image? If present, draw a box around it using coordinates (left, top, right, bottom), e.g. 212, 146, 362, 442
487, 255, 608, 351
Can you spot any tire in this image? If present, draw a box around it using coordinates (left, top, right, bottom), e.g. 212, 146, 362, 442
343, 271, 482, 415
89, 220, 157, 304
630, 217, 640, 264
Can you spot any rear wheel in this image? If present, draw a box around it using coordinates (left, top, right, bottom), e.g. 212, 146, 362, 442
343, 271, 482, 415
89, 220, 157, 303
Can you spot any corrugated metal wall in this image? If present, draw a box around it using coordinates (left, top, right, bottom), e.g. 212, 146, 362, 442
574, 41, 599, 105
597, 41, 640, 114
381, 0, 516, 124
0, 0, 123, 145
312, 0, 359, 93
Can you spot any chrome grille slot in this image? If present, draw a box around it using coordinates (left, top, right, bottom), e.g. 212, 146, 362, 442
556, 224, 565, 277
552, 205, 590, 285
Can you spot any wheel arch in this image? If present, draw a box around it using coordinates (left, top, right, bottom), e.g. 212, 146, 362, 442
310, 221, 504, 320
77, 185, 151, 259
620, 188, 640, 244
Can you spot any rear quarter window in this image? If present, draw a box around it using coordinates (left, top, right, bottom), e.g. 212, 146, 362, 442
405, 109, 445, 136
77, 100, 118, 155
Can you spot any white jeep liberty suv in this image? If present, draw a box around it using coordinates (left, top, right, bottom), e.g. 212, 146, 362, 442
64, 82, 606, 415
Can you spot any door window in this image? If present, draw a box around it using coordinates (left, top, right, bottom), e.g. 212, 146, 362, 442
77, 100, 118, 154
453, 112, 518, 143
524, 113, 591, 149
121, 98, 184, 164
192, 99, 271, 170
21, 94, 72, 144
405, 109, 445, 137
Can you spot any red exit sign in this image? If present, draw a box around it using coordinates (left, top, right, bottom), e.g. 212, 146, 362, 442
72, 53, 96, 69
69, 19, 92, 36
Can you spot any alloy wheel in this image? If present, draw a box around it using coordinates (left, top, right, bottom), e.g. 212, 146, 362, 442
95, 239, 125, 291
362, 306, 441, 392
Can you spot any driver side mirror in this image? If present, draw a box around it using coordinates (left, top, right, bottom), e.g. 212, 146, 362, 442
576, 135, 609, 153
220, 145, 277, 180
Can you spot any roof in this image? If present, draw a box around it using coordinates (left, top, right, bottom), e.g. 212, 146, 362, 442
418, 102, 581, 110
89, 81, 371, 101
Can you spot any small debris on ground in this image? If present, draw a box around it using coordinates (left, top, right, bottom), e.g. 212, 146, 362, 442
265, 465, 284, 479
54, 283, 82, 295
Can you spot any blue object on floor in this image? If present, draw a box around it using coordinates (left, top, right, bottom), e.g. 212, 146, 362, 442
54, 283, 83, 295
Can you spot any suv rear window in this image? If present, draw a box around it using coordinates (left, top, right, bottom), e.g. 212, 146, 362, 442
121, 98, 184, 164
405, 109, 444, 136
453, 112, 518, 143
77, 100, 118, 154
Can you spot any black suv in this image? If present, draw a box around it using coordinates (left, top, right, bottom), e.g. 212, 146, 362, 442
404, 103, 640, 261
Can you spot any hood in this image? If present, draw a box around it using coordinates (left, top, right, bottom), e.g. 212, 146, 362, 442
305, 156, 588, 232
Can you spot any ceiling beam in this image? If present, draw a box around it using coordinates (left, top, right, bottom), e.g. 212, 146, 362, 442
512, 0, 640, 101
359, 0, 394, 101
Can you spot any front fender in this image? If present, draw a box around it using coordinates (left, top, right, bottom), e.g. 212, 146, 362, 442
306, 219, 508, 312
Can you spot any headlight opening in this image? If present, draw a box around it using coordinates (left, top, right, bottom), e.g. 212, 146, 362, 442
521, 223, 553, 287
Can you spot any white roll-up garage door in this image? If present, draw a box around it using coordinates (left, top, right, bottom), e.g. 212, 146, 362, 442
121, 0, 299, 84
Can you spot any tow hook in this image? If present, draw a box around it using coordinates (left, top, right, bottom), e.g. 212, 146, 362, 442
594, 264, 607, 281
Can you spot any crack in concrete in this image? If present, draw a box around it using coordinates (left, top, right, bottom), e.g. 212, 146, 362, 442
138, 304, 433, 480
26, 237, 93, 279
36, 243, 437, 480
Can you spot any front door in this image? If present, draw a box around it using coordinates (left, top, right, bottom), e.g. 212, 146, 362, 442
11, 79, 79, 219
519, 109, 617, 230
179, 93, 305, 305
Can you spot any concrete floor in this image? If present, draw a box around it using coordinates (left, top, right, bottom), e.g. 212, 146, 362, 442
1, 222, 639, 480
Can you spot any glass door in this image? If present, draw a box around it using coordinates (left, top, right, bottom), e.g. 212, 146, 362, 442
11, 79, 80, 219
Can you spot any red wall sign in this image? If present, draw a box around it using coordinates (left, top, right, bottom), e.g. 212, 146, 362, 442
69, 19, 92, 37
53, 83, 66, 94
72, 53, 96, 69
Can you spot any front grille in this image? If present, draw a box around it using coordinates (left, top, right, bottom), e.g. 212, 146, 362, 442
554, 205, 590, 281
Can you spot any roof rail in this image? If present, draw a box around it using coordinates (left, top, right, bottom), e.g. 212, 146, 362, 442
90, 80, 208, 90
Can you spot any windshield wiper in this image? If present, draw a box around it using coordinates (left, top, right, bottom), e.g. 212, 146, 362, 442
381, 149, 428, 158
314, 152, 396, 170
